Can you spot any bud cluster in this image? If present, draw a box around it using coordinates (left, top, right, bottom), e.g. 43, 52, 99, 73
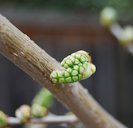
50, 50, 96, 84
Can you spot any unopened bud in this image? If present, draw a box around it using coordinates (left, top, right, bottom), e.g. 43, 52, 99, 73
119, 26, 133, 45
100, 7, 117, 27
0, 111, 8, 128
15, 105, 31, 123
31, 104, 48, 118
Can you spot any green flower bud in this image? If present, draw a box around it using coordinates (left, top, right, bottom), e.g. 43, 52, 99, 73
50, 71, 58, 79
66, 59, 73, 66
64, 71, 70, 77
15, 105, 31, 123
79, 66, 84, 73
0, 111, 8, 128
32, 89, 54, 109
31, 104, 48, 118
100, 7, 117, 27
58, 77, 65, 84
72, 76, 79, 82
65, 77, 72, 83
50, 50, 96, 84
72, 70, 78, 76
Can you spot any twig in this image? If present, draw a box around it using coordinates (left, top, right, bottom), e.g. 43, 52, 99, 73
110, 23, 133, 55
0, 14, 127, 128
8, 114, 78, 125
110, 23, 123, 40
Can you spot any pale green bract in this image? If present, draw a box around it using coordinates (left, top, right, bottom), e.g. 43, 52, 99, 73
50, 50, 96, 84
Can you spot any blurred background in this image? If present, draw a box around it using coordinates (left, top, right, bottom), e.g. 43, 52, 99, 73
0, 0, 133, 128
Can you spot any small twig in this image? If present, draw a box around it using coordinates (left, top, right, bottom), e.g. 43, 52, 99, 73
110, 23, 123, 40
8, 114, 79, 126
110, 23, 133, 55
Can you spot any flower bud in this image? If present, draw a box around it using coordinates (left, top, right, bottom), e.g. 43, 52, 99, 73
0, 111, 8, 128
119, 26, 133, 45
100, 7, 117, 27
15, 105, 31, 123
50, 50, 96, 84
31, 104, 48, 118
32, 89, 54, 109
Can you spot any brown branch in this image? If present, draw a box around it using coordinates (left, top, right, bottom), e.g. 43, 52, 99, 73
8, 114, 78, 125
0, 14, 127, 128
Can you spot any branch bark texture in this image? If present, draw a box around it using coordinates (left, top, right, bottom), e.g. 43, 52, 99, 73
0, 14, 127, 128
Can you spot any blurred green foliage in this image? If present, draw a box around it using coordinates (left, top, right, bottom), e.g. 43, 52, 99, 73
0, 0, 132, 11
1, 0, 133, 19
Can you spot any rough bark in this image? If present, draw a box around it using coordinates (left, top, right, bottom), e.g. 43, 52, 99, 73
0, 14, 127, 128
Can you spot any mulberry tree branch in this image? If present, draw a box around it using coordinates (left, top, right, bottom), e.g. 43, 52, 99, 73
0, 14, 127, 128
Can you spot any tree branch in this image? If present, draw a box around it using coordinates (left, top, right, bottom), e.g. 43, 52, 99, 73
8, 114, 78, 125
0, 14, 127, 128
